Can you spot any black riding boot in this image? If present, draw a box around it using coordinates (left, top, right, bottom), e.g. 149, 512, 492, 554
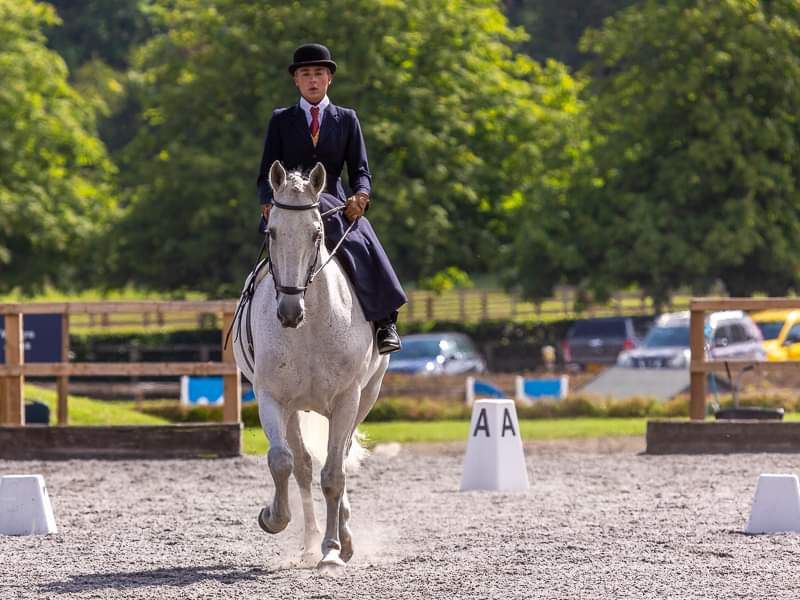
375, 312, 401, 355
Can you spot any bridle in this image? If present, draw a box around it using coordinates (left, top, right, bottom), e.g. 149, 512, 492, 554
224, 196, 356, 370
267, 199, 355, 299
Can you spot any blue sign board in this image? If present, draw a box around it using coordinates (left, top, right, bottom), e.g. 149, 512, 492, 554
180, 376, 255, 406
519, 375, 569, 400
472, 379, 505, 399
0, 314, 63, 363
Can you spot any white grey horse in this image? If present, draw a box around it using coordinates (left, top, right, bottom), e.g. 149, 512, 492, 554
232, 160, 389, 569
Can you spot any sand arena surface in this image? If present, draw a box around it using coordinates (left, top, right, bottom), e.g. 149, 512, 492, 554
2, 437, 800, 599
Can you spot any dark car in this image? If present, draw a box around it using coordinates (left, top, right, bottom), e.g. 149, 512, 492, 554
387, 332, 487, 375
563, 316, 647, 368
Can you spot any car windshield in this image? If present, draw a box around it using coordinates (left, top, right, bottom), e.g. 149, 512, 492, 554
642, 325, 690, 348
756, 321, 784, 341
393, 340, 443, 360
570, 320, 626, 337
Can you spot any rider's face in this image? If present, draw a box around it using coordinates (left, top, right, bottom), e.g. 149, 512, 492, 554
293, 66, 332, 105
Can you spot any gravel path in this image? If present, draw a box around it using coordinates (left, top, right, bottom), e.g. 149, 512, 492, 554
2, 437, 800, 599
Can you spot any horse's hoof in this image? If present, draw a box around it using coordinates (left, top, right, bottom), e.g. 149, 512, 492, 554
257, 507, 287, 534
317, 551, 346, 571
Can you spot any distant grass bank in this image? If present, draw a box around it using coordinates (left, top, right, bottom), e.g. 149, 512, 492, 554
25, 385, 170, 426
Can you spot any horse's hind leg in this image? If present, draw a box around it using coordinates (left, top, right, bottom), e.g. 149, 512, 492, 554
287, 411, 322, 563
257, 393, 293, 534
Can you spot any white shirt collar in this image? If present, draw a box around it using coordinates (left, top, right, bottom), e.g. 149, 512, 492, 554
299, 95, 330, 125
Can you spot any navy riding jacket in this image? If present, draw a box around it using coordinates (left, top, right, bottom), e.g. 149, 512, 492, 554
257, 102, 371, 205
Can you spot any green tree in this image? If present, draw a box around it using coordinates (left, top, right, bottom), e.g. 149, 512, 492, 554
0, 0, 117, 294
45, 1, 155, 155
45, 0, 153, 72
110, 0, 581, 296
517, 0, 800, 305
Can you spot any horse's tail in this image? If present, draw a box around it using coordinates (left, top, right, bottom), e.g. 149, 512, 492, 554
297, 411, 368, 472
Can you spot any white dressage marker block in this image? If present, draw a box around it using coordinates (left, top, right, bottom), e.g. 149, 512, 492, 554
0, 475, 58, 536
460, 399, 529, 492
746, 474, 800, 534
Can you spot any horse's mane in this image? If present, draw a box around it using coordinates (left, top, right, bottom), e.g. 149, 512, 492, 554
274, 166, 321, 207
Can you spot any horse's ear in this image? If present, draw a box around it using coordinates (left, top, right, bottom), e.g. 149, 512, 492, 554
309, 162, 326, 196
269, 160, 286, 192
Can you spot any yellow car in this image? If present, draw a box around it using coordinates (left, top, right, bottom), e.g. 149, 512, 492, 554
750, 309, 800, 361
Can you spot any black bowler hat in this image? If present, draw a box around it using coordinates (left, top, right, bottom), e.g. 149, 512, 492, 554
288, 43, 337, 74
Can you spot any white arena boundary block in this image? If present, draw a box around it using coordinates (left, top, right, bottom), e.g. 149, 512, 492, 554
460, 399, 529, 492
746, 474, 800, 534
0, 475, 58, 536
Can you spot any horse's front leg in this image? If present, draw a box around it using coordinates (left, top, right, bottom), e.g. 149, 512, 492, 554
339, 487, 353, 562
319, 393, 359, 569
287, 411, 322, 564
257, 392, 293, 534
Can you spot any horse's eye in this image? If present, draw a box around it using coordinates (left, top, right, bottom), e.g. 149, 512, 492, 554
313, 230, 322, 241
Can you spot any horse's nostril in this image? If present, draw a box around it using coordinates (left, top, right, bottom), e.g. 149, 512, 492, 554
277, 296, 305, 328
277, 308, 304, 328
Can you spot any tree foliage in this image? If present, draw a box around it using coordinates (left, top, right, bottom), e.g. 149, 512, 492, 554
0, 0, 116, 294
108, 0, 581, 295
45, 0, 153, 72
510, 0, 800, 304
505, 0, 636, 69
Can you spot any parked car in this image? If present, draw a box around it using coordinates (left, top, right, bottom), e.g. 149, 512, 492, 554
387, 332, 487, 375
750, 309, 800, 361
616, 310, 765, 369
562, 316, 646, 368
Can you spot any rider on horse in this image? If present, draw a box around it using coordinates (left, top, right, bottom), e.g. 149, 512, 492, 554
257, 43, 406, 354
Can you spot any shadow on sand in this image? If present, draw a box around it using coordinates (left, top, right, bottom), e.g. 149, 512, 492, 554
39, 564, 272, 594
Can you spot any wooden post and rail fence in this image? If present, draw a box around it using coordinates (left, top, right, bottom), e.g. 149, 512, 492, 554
647, 297, 800, 454
5, 297, 800, 456
48, 288, 685, 333
688, 297, 800, 420
0, 301, 241, 458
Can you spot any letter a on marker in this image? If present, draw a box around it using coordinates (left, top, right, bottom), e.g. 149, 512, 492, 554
473, 408, 490, 437
501, 408, 516, 437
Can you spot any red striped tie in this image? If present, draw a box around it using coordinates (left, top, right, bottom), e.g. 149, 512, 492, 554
310, 106, 320, 145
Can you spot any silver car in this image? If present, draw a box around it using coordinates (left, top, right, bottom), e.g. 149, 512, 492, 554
617, 310, 765, 368
387, 332, 487, 375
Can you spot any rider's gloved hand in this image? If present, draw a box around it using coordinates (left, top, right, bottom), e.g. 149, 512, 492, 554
344, 192, 369, 222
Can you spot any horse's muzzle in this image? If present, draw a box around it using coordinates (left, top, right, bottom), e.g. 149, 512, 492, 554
277, 295, 305, 328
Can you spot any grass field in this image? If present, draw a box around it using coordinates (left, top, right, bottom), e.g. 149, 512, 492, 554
25, 385, 658, 455
241, 417, 651, 455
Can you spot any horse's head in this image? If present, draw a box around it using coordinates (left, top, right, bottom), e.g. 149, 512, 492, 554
267, 160, 326, 328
